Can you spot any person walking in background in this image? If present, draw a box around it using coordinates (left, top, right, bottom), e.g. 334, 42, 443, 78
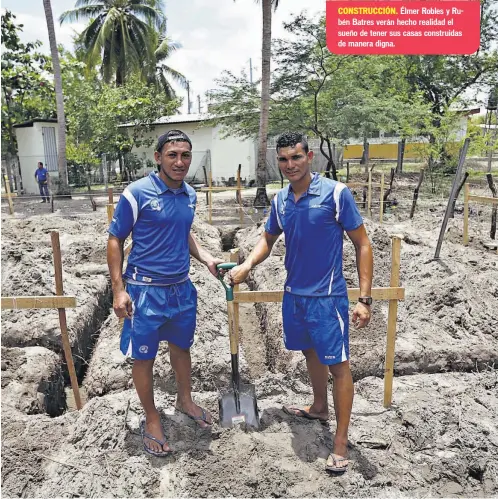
34, 162, 49, 202
107, 130, 223, 457
228, 132, 374, 474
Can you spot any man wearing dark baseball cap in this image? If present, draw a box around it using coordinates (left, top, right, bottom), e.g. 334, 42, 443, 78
107, 128, 223, 457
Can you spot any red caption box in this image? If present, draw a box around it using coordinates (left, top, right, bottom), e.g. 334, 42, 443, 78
326, 0, 481, 55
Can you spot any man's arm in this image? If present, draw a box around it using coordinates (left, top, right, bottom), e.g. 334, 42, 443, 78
107, 235, 132, 318
188, 233, 224, 277
229, 231, 280, 285
346, 224, 373, 328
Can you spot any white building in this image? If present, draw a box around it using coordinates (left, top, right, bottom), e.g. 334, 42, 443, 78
121, 114, 257, 184
13, 119, 62, 195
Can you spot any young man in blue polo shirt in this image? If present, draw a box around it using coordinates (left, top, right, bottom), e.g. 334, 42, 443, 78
107, 130, 223, 457
34, 161, 49, 202
229, 132, 373, 473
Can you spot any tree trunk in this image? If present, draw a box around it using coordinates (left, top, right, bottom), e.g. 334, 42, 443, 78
361, 138, 369, 173
486, 173, 497, 239
254, 0, 272, 208
449, 172, 469, 218
396, 138, 406, 173
43, 0, 70, 196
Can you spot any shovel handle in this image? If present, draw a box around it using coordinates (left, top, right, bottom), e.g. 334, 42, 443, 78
216, 262, 237, 300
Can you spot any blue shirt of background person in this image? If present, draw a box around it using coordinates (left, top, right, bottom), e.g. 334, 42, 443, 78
34, 162, 48, 183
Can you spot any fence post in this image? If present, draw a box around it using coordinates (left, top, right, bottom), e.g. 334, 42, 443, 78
384, 236, 401, 408
51, 231, 82, 410
3, 174, 14, 215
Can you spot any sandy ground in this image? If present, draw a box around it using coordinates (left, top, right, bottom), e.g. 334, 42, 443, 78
1, 182, 497, 497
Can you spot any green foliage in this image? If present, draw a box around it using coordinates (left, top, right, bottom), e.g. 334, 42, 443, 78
208, 14, 431, 178
404, 0, 498, 115
60, 0, 166, 85
1, 11, 55, 155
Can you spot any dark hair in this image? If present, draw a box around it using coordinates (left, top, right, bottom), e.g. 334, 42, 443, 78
38, 161, 43, 166
156, 129, 192, 153
276, 132, 309, 154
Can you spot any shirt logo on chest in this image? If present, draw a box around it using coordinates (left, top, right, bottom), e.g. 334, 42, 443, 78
150, 198, 161, 211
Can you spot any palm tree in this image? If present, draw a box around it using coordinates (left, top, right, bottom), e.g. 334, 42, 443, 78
254, 0, 274, 207
43, 0, 70, 195
60, 0, 166, 85
146, 23, 188, 99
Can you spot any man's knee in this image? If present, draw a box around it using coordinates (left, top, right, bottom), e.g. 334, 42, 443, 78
328, 360, 351, 378
302, 348, 317, 360
132, 358, 155, 370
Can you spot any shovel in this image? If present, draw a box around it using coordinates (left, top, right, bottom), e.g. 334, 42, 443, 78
216, 263, 260, 429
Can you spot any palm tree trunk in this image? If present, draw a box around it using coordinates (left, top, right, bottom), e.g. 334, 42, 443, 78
43, 0, 70, 195
254, 0, 271, 207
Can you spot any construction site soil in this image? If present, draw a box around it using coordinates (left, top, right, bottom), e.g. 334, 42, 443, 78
1, 184, 497, 498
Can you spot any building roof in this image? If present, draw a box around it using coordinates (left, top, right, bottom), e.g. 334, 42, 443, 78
13, 118, 58, 128
119, 113, 214, 128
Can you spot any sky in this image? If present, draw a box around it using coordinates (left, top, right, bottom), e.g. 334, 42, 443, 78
1, 0, 326, 114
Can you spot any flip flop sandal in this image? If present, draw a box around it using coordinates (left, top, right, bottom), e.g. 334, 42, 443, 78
326, 454, 349, 473
282, 405, 329, 422
139, 420, 173, 457
176, 407, 212, 426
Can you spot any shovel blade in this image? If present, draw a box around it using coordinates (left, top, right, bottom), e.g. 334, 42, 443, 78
218, 383, 259, 429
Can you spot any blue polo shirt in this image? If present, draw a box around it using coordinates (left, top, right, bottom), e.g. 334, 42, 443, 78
109, 172, 197, 285
265, 173, 363, 297
35, 167, 48, 183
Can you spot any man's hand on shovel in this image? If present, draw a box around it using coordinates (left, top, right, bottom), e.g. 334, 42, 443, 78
228, 262, 252, 286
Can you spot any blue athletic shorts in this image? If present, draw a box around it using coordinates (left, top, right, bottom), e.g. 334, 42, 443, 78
282, 293, 350, 365
120, 280, 197, 360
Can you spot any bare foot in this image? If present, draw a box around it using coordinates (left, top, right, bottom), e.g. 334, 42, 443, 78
175, 401, 212, 428
142, 412, 171, 455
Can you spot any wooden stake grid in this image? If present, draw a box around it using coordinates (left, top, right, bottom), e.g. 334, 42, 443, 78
229, 236, 404, 407
1, 231, 82, 410
463, 184, 498, 254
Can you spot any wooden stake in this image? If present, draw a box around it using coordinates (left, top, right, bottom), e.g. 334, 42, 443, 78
463, 183, 469, 246
108, 188, 113, 205
3, 174, 14, 215
106, 204, 114, 224
237, 165, 243, 225
208, 169, 213, 225
367, 170, 372, 215
384, 236, 401, 408
51, 231, 82, 410
379, 172, 385, 223
410, 169, 425, 219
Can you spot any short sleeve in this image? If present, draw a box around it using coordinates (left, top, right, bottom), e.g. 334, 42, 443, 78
108, 188, 136, 239
264, 194, 283, 236
337, 186, 363, 231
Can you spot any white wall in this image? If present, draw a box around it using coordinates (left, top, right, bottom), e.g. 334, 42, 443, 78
211, 126, 255, 183
15, 122, 59, 195
128, 122, 256, 184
